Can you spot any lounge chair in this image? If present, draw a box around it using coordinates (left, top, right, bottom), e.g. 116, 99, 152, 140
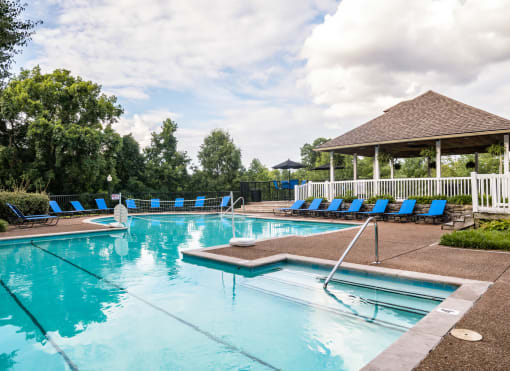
71, 201, 100, 214
415, 200, 448, 224
357, 199, 389, 219
273, 181, 280, 190
281, 180, 290, 189
6, 203, 58, 227
95, 198, 113, 214
174, 198, 184, 211
193, 196, 206, 210
126, 199, 137, 212
220, 196, 231, 211
289, 179, 299, 189
301, 180, 307, 185
311, 198, 343, 217
49, 200, 81, 216
383, 199, 416, 222
295, 198, 323, 216
151, 198, 161, 211
273, 200, 305, 216
332, 199, 364, 219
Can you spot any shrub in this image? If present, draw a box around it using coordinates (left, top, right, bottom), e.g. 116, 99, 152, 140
0, 219, 7, 232
479, 219, 510, 232
366, 194, 395, 204
440, 229, 510, 251
0, 192, 49, 221
408, 194, 472, 205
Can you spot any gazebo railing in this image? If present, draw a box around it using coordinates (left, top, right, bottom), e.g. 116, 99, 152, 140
295, 177, 472, 201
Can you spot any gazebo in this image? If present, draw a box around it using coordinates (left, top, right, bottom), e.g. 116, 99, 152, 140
296, 91, 510, 213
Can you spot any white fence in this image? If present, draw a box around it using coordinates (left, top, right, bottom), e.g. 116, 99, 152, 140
473, 173, 510, 213
295, 173, 510, 214
295, 177, 471, 202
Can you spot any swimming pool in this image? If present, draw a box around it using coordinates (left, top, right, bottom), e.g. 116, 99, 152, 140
0, 214, 456, 370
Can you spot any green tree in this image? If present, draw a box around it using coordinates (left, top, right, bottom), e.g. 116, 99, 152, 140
242, 158, 274, 181
0, 0, 40, 82
197, 129, 242, 191
144, 118, 190, 192
116, 134, 147, 193
0, 67, 124, 192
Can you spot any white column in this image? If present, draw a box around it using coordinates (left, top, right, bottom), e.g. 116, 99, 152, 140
374, 146, 380, 195
436, 140, 441, 194
504, 134, 509, 174
329, 151, 334, 182
353, 153, 357, 180
390, 158, 394, 179
470, 172, 479, 212
475, 152, 479, 173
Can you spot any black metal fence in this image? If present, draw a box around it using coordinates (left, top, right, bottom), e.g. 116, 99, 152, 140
240, 181, 295, 202
49, 191, 241, 211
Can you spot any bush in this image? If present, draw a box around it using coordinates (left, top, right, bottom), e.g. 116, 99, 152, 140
440, 229, 510, 251
408, 194, 472, 205
366, 194, 395, 204
0, 219, 7, 232
0, 192, 49, 221
479, 219, 510, 232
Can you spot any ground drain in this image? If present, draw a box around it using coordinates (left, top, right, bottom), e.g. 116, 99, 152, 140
450, 328, 483, 341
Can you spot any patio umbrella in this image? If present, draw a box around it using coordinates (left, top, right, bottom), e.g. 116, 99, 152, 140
272, 159, 305, 182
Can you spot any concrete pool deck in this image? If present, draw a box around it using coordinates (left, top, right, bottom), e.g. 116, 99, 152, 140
1, 213, 509, 370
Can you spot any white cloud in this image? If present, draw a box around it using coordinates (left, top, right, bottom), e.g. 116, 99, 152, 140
114, 109, 181, 148
301, 0, 510, 132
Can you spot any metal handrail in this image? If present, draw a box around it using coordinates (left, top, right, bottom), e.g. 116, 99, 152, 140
323, 217, 379, 289
223, 197, 245, 214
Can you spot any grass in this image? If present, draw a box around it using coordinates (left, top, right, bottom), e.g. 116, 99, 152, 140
440, 229, 510, 251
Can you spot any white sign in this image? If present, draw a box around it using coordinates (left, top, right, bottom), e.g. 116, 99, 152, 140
111, 193, 121, 200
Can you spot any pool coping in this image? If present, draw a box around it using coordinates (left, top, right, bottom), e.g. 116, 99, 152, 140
0, 226, 127, 243
182, 246, 491, 371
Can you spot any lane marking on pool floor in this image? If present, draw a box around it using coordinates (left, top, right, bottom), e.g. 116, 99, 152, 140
0, 279, 79, 371
29, 241, 279, 371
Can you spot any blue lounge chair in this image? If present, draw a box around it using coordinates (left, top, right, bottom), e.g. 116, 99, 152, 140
220, 196, 231, 211
384, 199, 416, 222
6, 203, 58, 227
332, 199, 364, 219
357, 199, 389, 219
296, 198, 323, 216
71, 201, 99, 214
312, 198, 343, 217
49, 200, 81, 216
151, 198, 161, 209
174, 198, 184, 210
415, 200, 448, 224
193, 196, 206, 209
281, 180, 290, 189
301, 180, 307, 185
126, 199, 137, 211
273, 200, 305, 216
95, 198, 113, 213
273, 181, 280, 190
289, 179, 299, 189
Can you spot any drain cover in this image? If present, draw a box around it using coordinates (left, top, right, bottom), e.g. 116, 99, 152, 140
450, 329, 483, 342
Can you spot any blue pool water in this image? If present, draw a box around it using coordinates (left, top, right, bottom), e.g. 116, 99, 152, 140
0, 214, 456, 370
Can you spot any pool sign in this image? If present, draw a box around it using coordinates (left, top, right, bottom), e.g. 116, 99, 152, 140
111, 193, 121, 200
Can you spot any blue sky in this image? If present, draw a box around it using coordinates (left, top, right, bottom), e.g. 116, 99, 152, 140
15, 0, 510, 168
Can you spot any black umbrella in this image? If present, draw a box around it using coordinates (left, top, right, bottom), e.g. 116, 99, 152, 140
272, 159, 304, 183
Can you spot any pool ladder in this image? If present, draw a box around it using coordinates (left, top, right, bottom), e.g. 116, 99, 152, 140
323, 217, 380, 289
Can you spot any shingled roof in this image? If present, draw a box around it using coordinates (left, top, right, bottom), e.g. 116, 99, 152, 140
317, 91, 510, 156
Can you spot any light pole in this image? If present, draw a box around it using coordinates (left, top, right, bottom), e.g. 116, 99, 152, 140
107, 174, 112, 198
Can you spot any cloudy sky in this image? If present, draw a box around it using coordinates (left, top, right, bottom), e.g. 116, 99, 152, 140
16, 0, 510, 168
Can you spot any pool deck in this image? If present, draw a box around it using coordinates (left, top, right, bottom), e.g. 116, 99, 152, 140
2, 213, 510, 370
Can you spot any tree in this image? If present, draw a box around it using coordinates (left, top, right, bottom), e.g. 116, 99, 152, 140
197, 129, 242, 191
0, 0, 40, 82
116, 134, 147, 193
242, 158, 274, 181
0, 67, 124, 193
144, 118, 190, 192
